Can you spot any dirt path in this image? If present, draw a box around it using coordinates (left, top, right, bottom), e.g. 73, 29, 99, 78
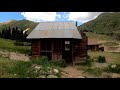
61, 65, 85, 78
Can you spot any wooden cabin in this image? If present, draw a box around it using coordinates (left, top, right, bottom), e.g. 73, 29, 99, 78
27, 22, 88, 65
88, 39, 104, 51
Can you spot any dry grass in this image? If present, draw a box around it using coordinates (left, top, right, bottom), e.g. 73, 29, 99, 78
88, 51, 120, 64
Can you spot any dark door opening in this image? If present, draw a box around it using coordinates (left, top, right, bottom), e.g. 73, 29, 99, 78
41, 39, 52, 60
62, 40, 72, 64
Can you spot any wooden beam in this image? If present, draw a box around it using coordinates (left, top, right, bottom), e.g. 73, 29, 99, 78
51, 39, 54, 60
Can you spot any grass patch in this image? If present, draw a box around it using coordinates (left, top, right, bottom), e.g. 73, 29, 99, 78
84, 67, 103, 77
107, 46, 118, 51
88, 51, 120, 64
0, 38, 31, 54
0, 56, 63, 78
104, 64, 120, 74
50, 59, 66, 68
86, 32, 115, 41
0, 57, 18, 78
103, 42, 119, 46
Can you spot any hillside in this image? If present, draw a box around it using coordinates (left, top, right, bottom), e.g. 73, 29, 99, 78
0, 19, 38, 33
78, 12, 120, 40
78, 12, 120, 33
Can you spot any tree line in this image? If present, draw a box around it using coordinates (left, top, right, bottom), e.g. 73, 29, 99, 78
0, 26, 28, 42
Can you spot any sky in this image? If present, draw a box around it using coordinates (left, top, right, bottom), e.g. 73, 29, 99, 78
0, 12, 103, 25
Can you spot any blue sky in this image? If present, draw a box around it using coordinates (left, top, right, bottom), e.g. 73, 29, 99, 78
0, 12, 102, 25
0, 12, 24, 22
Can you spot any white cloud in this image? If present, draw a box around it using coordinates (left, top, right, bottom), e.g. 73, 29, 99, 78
56, 14, 61, 18
21, 12, 57, 22
62, 12, 69, 18
68, 12, 103, 23
21, 12, 103, 23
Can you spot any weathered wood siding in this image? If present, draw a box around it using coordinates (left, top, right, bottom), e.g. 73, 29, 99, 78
31, 40, 40, 57
73, 31, 88, 64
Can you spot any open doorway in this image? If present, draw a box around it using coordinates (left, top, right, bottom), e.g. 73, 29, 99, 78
41, 39, 52, 60
62, 40, 72, 64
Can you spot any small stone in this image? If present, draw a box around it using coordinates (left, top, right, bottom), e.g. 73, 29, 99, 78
34, 65, 42, 70
47, 75, 58, 78
38, 75, 46, 78
53, 69, 59, 75
77, 76, 86, 78
14, 74, 17, 76
111, 65, 117, 68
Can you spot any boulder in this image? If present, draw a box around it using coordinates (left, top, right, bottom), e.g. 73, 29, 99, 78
53, 69, 59, 75
47, 75, 58, 78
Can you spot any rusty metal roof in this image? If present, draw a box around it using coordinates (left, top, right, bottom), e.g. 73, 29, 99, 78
27, 21, 82, 39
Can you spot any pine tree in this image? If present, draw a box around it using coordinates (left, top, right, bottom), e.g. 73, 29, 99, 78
7, 26, 11, 39
15, 26, 18, 40
11, 27, 16, 40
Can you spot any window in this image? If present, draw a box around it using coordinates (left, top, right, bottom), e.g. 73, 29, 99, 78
41, 39, 51, 51
65, 41, 70, 51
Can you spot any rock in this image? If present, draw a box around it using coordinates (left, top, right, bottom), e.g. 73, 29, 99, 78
61, 72, 68, 75
53, 69, 59, 75
111, 64, 117, 69
38, 75, 46, 78
47, 75, 58, 78
34, 65, 42, 70
77, 76, 86, 78
47, 69, 53, 75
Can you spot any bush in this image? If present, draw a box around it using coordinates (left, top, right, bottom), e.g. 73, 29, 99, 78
84, 68, 102, 76
104, 64, 120, 73
14, 41, 31, 46
8, 56, 61, 78
51, 59, 66, 67
9, 61, 33, 78
98, 56, 106, 63
31, 56, 50, 66
84, 55, 94, 67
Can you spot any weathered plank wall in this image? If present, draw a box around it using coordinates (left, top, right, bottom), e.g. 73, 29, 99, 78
73, 31, 88, 64
31, 40, 40, 57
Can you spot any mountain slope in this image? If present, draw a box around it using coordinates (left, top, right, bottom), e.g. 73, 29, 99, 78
78, 12, 120, 33
0, 19, 38, 33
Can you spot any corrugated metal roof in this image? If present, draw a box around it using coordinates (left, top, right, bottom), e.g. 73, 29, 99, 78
27, 21, 82, 39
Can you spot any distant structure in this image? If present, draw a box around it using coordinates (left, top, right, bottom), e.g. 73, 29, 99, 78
88, 39, 104, 51
27, 21, 88, 65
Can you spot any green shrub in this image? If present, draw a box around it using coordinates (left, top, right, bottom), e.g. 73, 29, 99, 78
82, 55, 94, 67
31, 56, 50, 66
104, 64, 120, 73
14, 41, 31, 46
98, 56, 106, 63
51, 59, 66, 67
84, 68, 102, 76
9, 61, 32, 78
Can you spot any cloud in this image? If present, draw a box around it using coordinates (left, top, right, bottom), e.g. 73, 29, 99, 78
21, 12, 103, 23
21, 12, 57, 22
56, 14, 61, 18
68, 12, 103, 23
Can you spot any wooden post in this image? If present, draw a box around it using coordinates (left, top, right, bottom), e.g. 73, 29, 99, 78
72, 39, 75, 65
39, 40, 41, 57
51, 39, 54, 60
